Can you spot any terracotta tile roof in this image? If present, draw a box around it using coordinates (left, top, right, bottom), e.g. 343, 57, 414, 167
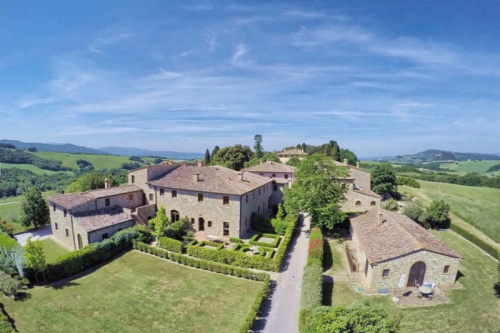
74, 207, 133, 232
243, 162, 296, 173
49, 185, 142, 210
353, 188, 382, 199
148, 165, 273, 195
276, 149, 307, 156
351, 210, 460, 263
274, 178, 292, 185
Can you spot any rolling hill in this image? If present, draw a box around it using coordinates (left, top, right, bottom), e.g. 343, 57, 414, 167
0, 139, 105, 154
99, 146, 202, 160
383, 149, 500, 164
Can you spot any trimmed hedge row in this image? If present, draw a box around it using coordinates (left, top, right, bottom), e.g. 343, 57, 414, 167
158, 237, 184, 254
300, 263, 323, 311
230, 237, 243, 243
307, 228, 324, 266
43, 228, 139, 282
273, 216, 298, 271
197, 240, 224, 250
249, 233, 281, 248
450, 223, 499, 260
238, 274, 271, 333
133, 241, 269, 281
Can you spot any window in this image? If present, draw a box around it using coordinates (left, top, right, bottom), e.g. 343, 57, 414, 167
382, 269, 390, 277
55, 223, 58, 230
63, 209, 67, 217
285, 174, 288, 179
131, 175, 135, 184
355, 201, 361, 206
149, 193, 154, 201
65, 228, 69, 237
273, 183, 278, 191
246, 194, 248, 203
171, 210, 180, 222
105, 198, 110, 207
102, 233, 109, 240
443, 265, 450, 274
370, 201, 376, 206
208, 221, 212, 227
223, 196, 229, 205
198, 193, 203, 202
129, 194, 133, 200
160, 189, 164, 196
260, 173, 264, 176
191, 218, 195, 225
172, 190, 177, 198
223, 222, 229, 236
53, 203, 56, 212
272, 174, 276, 178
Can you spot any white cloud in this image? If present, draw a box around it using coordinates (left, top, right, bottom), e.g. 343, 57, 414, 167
231, 43, 249, 64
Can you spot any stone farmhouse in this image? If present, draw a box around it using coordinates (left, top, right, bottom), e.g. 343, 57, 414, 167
276, 148, 307, 163
49, 162, 274, 249
242, 161, 296, 208
335, 159, 382, 212
347, 209, 461, 290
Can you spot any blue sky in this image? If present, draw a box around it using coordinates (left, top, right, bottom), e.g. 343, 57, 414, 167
1, 0, 499, 157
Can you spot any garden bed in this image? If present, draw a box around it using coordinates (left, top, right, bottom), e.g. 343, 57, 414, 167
249, 233, 281, 248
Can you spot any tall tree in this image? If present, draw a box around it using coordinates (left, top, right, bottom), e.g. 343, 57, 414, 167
339, 148, 358, 166
24, 236, 46, 283
301, 143, 307, 153
150, 205, 169, 238
371, 163, 397, 194
204, 149, 211, 165
20, 187, 50, 228
253, 134, 264, 158
332, 141, 340, 161
211, 145, 220, 158
211, 144, 253, 171
284, 154, 347, 230
423, 200, 451, 229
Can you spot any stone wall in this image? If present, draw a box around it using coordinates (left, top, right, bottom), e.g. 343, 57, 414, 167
95, 190, 143, 210
49, 204, 78, 250
87, 219, 135, 244
349, 167, 371, 190
269, 183, 286, 207
341, 189, 380, 212
248, 171, 293, 182
239, 183, 273, 237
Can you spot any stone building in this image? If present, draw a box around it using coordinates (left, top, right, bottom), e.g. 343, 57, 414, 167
347, 210, 461, 290
48, 181, 142, 250
242, 161, 296, 208
335, 159, 381, 212
276, 148, 307, 163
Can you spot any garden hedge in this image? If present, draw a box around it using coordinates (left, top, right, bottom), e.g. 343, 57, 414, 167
273, 216, 298, 271
0, 234, 16, 251
229, 237, 243, 243
249, 233, 281, 248
238, 274, 271, 333
300, 263, 323, 311
158, 237, 184, 254
450, 223, 499, 260
197, 240, 224, 250
133, 241, 269, 281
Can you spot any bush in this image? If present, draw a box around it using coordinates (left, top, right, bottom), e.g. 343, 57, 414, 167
300, 263, 323, 311
44, 228, 139, 282
450, 223, 499, 260
309, 228, 322, 241
382, 199, 399, 211
250, 213, 274, 233
158, 237, 184, 254
0, 234, 16, 251
133, 225, 154, 243
249, 233, 281, 248
302, 303, 400, 333
229, 237, 243, 243
274, 215, 298, 272
307, 239, 323, 267
188, 245, 276, 271
0, 272, 22, 296
238, 275, 271, 333
424, 200, 451, 229
197, 241, 224, 250
0, 220, 14, 238
165, 217, 190, 240
402, 202, 425, 224
397, 176, 421, 188
271, 218, 289, 235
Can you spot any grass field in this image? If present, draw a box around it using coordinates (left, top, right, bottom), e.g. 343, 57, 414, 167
326, 230, 500, 332
40, 238, 70, 263
3, 251, 262, 333
438, 160, 500, 176
33, 151, 146, 170
400, 180, 500, 244
0, 162, 69, 175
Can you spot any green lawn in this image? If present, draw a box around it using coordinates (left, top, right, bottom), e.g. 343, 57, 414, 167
33, 151, 145, 170
3, 251, 262, 333
400, 180, 500, 244
40, 238, 70, 263
326, 230, 500, 332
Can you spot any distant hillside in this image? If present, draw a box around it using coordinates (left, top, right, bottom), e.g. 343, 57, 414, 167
380, 149, 500, 164
0, 139, 105, 154
99, 146, 202, 160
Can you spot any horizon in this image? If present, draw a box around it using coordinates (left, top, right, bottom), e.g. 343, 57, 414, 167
2, 1, 500, 156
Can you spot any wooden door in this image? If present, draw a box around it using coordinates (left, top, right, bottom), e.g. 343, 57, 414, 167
199, 218, 205, 231
408, 261, 426, 287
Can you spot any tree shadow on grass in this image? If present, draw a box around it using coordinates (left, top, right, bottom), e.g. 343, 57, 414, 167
14, 292, 32, 302
494, 282, 500, 298
323, 240, 333, 272
322, 276, 333, 306
0, 301, 17, 331
455, 270, 465, 283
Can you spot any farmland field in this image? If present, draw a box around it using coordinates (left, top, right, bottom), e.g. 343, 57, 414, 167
0, 162, 69, 175
33, 151, 145, 170
438, 160, 500, 176
3, 251, 262, 333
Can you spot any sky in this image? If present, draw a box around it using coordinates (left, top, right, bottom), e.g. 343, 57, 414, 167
1, 0, 499, 157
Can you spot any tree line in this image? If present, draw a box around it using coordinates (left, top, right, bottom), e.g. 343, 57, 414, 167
0, 147, 71, 171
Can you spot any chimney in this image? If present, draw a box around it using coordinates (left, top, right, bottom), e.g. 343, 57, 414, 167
197, 160, 202, 167
238, 172, 244, 181
356, 161, 360, 168
343, 158, 348, 164
193, 173, 200, 182
377, 211, 383, 226
104, 178, 111, 189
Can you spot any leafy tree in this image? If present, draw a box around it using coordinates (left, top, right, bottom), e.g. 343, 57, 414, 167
340, 148, 358, 165
153, 158, 163, 164
20, 187, 50, 228
332, 142, 340, 161
382, 199, 399, 211
244, 152, 280, 168
24, 236, 46, 283
254, 134, 264, 158
423, 200, 451, 229
27, 147, 37, 152
204, 148, 211, 165
65, 171, 118, 193
276, 203, 286, 220
286, 156, 301, 167
149, 205, 169, 238
402, 201, 426, 226
211, 145, 220, 158
301, 143, 307, 153
10, 245, 25, 278
165, 217, 190, 239
302, 303, 400, 333
284, 154, 347, 230
371, 163, 397, 194
211, 144, 253, 171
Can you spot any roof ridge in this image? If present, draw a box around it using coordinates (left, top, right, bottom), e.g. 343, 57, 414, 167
386, 211, 422, 250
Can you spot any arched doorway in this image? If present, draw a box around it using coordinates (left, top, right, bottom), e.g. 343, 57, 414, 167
170, 210, 180, 222
199, 217, 205, 231
77, 234, 83, 249
408, 261, 426, 287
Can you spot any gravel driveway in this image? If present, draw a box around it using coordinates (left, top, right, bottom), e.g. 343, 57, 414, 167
14, 225, 52, 246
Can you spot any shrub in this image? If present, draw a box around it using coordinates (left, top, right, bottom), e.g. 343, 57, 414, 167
0, 220, 14, 237
229, 237, 243, 243
197, 241, 224, 250
274, 215, 298, 272
158, 237, 184, 254
302, 303, 401, 333
238, 275, 271, 333
403, 202, 425, 223
382, 199, 399, 211
133, 225, 154, 243
309, 228, 322, 241
300, 263, 323, 311
450, 223, 499, 260
249, 233, 281, 248
0, 313, 14, 333
0, 234, 16, 251
307, 239, 323, 267
397, 176, 421, 188
165, 217, 190, 240
250, 213, 274, 233
271, 218, 289, 235
0, 272, 21, 296
424, 200, 451, 229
